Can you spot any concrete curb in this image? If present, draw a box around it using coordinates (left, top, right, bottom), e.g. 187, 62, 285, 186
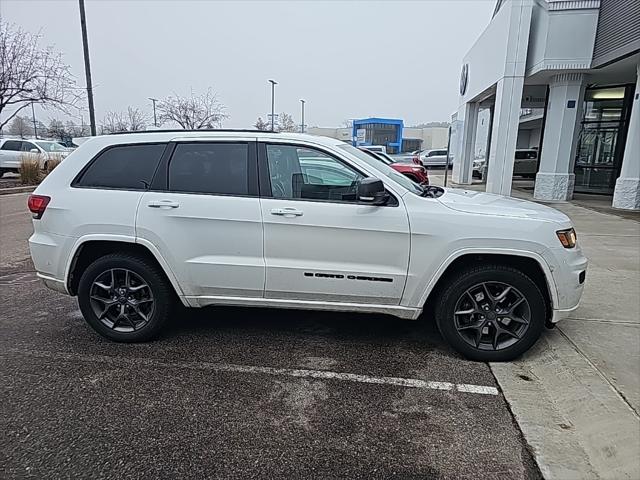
491, 331, 640, 480
0, 186, 36, 196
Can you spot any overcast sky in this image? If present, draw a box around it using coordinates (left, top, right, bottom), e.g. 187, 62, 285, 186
2, 0, 494, 129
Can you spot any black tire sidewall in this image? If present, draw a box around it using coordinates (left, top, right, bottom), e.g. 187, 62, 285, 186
78, 254, 172, 342
436, 266, 546, 362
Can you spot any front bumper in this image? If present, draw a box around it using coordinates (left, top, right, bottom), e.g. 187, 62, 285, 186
547, 245, 588, 323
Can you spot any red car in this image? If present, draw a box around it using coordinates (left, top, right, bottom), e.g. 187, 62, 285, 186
359, 148, 429, 186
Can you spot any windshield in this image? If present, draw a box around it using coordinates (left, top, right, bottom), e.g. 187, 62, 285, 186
36, 141, 67, 152
338, 144, 423, 195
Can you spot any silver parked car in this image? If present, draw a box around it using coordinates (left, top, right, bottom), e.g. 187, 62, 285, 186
473, 149, 538, 179
419, 149, 453, 168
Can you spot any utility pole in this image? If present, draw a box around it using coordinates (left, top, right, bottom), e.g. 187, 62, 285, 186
79, 0, 96, 136
31, 102, 38, 139
268, 79, 277, 132
300, 99, 306, 133
148, 97, 158, 127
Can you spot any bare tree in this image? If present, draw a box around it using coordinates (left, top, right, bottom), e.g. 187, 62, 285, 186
126, 107, 149, 131
254, 117, 269, 131
158, 88, 228, 129
65, 120, 88, 138
47, 118, 67, 140
277, 112, 297, 132
99, 111, 128, 134
0, 22, 81, 131
8, 115, 33, 137
99, 107, 149, 134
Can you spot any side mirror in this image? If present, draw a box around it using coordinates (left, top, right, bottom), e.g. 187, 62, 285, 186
29, 148, 39, 154
357, 177, 389, 206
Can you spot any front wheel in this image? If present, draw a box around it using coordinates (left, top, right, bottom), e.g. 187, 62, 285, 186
78, 253, 174, 342
435, 264, 546, 362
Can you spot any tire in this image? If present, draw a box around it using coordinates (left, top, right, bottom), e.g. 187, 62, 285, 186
77, 253, 174, 342
435, 264, 546, 362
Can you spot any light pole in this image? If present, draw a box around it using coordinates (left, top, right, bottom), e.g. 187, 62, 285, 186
79, 0, 96, 136
300, 99, 306, 133
148, 97, 158, 127
31, 102, 38, 139
268, 79, 277, 132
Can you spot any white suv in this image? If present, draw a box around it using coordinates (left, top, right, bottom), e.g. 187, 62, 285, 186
28, 131, 587, 361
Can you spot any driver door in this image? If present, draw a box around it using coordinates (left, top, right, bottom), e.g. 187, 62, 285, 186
259, 142, 410, 306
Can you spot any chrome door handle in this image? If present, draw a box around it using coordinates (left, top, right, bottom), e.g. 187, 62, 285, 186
148, 200, 180, 209
270, 207, 303, 217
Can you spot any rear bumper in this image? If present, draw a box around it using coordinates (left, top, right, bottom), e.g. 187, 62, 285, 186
37, 272, 69, 295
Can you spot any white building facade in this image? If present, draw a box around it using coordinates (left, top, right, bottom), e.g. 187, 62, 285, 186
453, 0, 640, 210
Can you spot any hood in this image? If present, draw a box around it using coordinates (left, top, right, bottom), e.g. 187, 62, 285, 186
437, 188, 570, 224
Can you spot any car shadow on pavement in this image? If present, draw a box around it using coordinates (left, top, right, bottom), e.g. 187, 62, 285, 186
160, 304, 455, 357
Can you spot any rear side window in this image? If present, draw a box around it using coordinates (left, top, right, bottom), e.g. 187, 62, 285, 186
168, 143, 250, 195
76, 143, 166, 190
1, 141, 22, 151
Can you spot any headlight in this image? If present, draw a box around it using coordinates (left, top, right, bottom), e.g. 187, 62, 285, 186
556, 228, 577, 248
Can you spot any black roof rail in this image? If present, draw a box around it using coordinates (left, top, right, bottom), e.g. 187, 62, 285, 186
107, 129, 279, 135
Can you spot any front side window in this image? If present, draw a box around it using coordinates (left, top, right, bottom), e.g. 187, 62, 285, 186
1, 141, 22, 151
266, 144, 363, 201
76, 143, 166, 190
21, 142, 38, 152
338, 144, 423, 195
168, 142, 249, 195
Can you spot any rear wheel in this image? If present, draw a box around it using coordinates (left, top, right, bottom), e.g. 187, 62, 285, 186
435, 264, 546, 362
78, 253, 173, 342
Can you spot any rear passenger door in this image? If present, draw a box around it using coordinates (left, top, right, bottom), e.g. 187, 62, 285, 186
136, 140, 264, 299
70, 143, 167, 239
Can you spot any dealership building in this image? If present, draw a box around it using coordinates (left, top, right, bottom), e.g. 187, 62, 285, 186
308, 119, 449, 153
452, 0, 640, 209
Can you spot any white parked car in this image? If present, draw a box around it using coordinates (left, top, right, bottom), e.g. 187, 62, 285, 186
419, 149, 453, 167
0, 138, 72, 176
28, 131, 587, 361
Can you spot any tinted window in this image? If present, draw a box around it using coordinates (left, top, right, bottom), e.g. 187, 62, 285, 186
76, 143, 165, 189
266, 144, 363, 201
21, 141, 38, 152
1, 141, 22, 151
515, 150, 537, 159
168, 143, 249, 195
429, 150, 447, 157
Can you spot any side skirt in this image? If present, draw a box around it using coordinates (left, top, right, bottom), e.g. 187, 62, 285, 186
183, 295, 422, 320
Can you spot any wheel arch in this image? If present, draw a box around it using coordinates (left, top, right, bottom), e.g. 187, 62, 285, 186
66, 237, 187, 305
420, 250, 556, 326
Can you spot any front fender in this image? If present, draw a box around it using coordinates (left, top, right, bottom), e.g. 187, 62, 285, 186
403, 246, 559, 311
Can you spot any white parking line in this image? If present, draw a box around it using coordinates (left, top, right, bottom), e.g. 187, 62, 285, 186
4, 348, 499, 396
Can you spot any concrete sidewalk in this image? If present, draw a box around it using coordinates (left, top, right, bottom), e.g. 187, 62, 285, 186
439, 174, 640, 479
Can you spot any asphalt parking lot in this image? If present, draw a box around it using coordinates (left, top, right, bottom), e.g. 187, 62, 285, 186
1, 192, 540, 479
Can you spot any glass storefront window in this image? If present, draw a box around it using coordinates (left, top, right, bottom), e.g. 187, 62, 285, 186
574, 85, 633, 194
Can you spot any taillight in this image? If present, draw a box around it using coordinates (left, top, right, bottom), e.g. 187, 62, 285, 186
28, 194, 50, 219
